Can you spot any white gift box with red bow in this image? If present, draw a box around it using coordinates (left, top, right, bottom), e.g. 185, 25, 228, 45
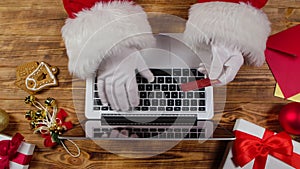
221, 119, 300, 169
0, 134, 35, 169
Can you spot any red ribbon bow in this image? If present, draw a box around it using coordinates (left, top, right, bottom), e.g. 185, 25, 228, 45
0, 133, 24, 169
233, 130, 300, 169
42, 109, 73, 147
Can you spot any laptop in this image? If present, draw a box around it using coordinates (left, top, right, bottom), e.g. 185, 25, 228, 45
62, 34, 234, 141
85, 33, 214, 120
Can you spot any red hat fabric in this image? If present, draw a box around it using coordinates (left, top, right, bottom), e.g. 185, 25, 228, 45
63, 0, 132, 18
198, 0, 268, 9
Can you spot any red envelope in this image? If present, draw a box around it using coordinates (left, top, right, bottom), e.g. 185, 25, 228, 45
265, 24, 300, 98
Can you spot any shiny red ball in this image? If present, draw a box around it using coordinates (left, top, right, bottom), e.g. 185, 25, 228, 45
279, 102, 300, 135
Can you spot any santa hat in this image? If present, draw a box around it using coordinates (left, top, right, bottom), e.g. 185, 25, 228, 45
184, 0, 271, 66
61, 0, 155, 79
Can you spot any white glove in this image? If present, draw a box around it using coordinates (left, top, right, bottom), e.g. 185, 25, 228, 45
97, 47, 154, 111
198, 44, 244, 85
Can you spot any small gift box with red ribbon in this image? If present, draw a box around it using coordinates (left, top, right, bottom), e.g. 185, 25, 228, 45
0, 133, 35, 169
221, 119, 300, 169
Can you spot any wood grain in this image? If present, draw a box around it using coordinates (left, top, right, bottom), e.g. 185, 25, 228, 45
0, 0, 299, 168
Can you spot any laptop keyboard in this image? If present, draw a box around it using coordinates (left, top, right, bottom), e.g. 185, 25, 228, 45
93, 127, 206, 139
93, 68, 206, 112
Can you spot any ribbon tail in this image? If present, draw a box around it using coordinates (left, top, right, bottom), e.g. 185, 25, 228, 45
253, 154, 268, 169
0, 156, 10, 169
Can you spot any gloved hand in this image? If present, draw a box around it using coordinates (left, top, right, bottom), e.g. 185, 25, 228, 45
198, 44, 244, 85
97, 47, 154, 111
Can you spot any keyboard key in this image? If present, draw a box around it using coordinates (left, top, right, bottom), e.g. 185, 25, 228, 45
199, 92, 205, 98
136, 77, 142, 83
135, 107, 141, 111
174, 107, 181, 111
152, 100, 159, 106
191, 69, 197, 76
142, 107, 149, 111
158, 128, 165, 132
161, 69, 172, 75
94, 99, 102, 106
140, 92, 147, 98
156, 92, 163, 98
190, 107, 197, 111
148, 92, 155, 98
180, 92, 186, 98
183, 69, 190, 76
138, 84, 145, 91
144, 133, 151, 138
158, 107, 165, 111
175, 100, 182, 106
174, 128, 181, 132
182, 107, 189, 111
176, 85, 181, 91
189, 77, 196, 82
157, 77, 164, 83
94, 92, 99, 98
101, 107, 109, 111
139, 99, 143, 106
199, 107, 206, 111
191, 133, 197, 138
162, 85, 168, 91
199, 100, 205, 106
154, 84, 160, 90
175, 133, 182, 138
187, 92, 194, 98
146, 85, 153, 91
191, 100, 198, 106
173, 77, 180, 83
150, 128, 157, 132
173, 69, 181, 76
181, 77, 188, 83
144, 100, 151, 106
167, 133, 174, 138
167, 100, 174, 106
94, 107, 100, 110
171, 92, 178, 98
141, 77, 148, 83
152, 69, 171, 76
150, 107, 157, 111
169, 85, 176, 91
160, 100, 166, 106
166, 107, 173, 111
166, 77, 173, 83
164, 92, 170, 98
183, 100, 189, 106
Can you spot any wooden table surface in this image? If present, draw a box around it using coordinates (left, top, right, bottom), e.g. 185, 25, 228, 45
1, 0, 299, 168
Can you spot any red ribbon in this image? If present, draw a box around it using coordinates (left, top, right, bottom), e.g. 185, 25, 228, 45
233, 130, 300, 169
0, 133, 25, 169
42, 109, 73, 147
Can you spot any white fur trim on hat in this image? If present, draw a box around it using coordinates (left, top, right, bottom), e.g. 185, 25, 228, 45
61, 1, 155, 79
184, 2, 271, 66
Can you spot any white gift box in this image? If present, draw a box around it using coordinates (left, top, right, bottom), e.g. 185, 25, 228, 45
221, 119, 300, 169
0, 134, 35, 169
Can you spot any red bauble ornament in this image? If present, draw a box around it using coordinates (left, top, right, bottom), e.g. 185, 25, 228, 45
279, 102, 300, 135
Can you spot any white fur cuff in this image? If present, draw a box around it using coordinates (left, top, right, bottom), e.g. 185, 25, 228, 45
184, 2, 271, 66
61, 1, 155, 79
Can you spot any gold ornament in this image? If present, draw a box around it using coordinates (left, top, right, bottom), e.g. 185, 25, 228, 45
0, 109, 9, 132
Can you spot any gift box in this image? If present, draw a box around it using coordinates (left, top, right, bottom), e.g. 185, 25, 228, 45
0, 133, 35, 169
221, 119, 300, 169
